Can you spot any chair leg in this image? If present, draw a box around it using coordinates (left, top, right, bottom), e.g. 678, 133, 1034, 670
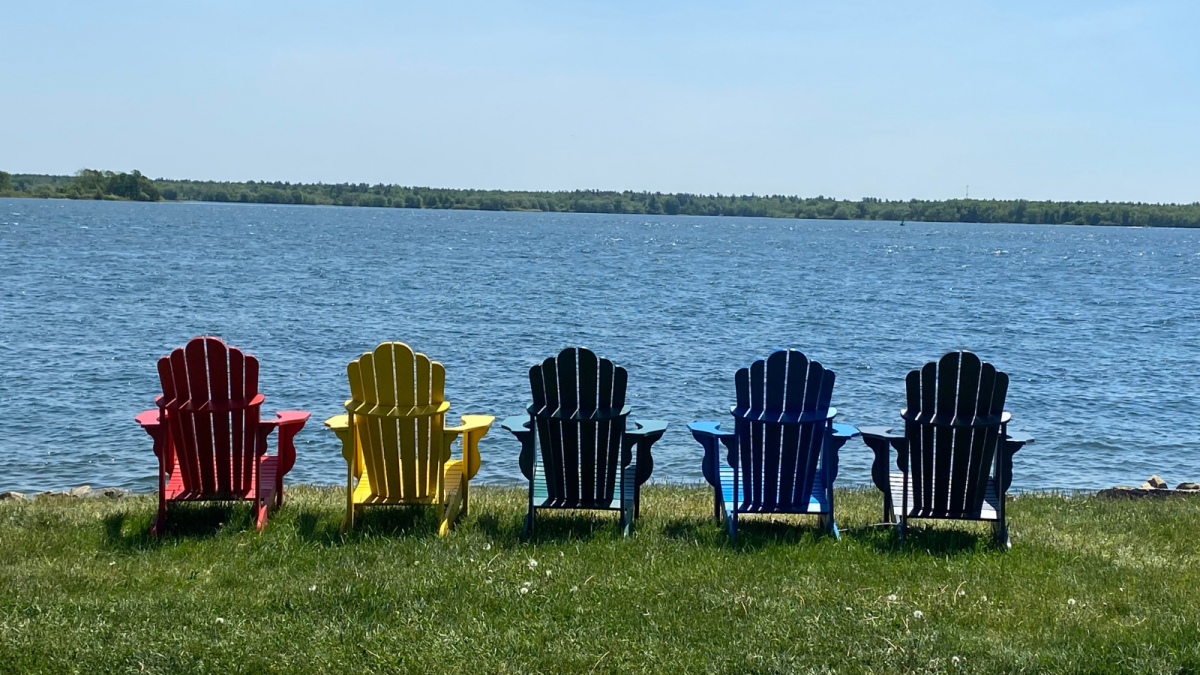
819, 513, 840, 540
897, 514, 907, 543
151, 500, 168, 537
727, 509, 738, 542
521, 508, 535, 541
255, 492, 271, 531
992, 520, 1011, 549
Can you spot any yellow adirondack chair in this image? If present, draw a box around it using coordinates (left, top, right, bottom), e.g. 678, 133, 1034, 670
325, 342, 493, 534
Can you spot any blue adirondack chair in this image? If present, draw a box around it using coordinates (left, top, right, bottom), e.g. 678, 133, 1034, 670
501, 347, 668, 538
688, 349, 858, 540
859, 351, 1034, 547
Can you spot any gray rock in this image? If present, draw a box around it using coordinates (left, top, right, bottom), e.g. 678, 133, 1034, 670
0, 491, 26, 501
67, 485, 93, 498
89, 487, 131, 499
1141, 475, 1168, 490
1177, 482, 1200, 491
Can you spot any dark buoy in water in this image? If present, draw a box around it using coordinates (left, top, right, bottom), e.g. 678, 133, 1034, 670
900, 219, 906, 226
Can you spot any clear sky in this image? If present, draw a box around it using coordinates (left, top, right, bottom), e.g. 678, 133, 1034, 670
2, 1, 1196, 202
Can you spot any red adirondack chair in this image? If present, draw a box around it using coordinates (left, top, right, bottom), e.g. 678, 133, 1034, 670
135, 337, 309, 534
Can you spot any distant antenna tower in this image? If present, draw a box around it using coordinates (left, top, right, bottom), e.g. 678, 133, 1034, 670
966, 185, 970, 199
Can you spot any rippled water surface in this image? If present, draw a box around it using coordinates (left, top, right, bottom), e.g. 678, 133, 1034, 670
2, 199, 1197, 492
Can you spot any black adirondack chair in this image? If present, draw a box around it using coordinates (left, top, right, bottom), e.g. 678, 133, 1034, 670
860, 351, 1034, 547
688, 349, 858, 540
501, 347, 667, 538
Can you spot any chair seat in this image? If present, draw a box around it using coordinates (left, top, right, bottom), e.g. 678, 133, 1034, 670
352, 460, 463, 506
164, 455, 276, 502
887, 472, 1001, 521
719, 466, 831, 515
530, 459, 634, 511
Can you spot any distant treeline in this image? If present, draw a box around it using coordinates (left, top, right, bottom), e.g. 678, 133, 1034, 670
3, 169, 1198, 227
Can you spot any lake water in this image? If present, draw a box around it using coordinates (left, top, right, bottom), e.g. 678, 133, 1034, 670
2, 198, 1197, 493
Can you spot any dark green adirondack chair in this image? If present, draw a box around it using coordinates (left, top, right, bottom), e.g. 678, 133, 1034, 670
501, 347, 667, 538
860, 351, 1034, 547
688, 349, 858, 540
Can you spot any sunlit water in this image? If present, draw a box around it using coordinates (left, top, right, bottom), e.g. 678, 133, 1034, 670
2, 199, 1197, 493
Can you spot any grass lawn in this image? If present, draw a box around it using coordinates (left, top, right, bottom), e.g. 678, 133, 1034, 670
1, 485, 1198, 674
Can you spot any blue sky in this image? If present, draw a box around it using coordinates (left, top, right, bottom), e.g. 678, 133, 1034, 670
2, 1, 1196, 202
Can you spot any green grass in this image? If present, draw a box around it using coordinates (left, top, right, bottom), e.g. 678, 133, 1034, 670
2, 486, 1198, 674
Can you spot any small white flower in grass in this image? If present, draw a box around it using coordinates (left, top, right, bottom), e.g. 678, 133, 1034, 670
483, 543, 491, 551
1068, 598, 1076, 606
519, 587, 529, 595
913, 610, 924, 619
309, 585, 316, 591
546, 570, 552, 577
215, 618, 225, 624
981, 595, 988, 602
570, 586, 579, 593
887, 594, 897, 602
952, 656, 961, 665
528, 558, 538, 569
958, 589, 966, 596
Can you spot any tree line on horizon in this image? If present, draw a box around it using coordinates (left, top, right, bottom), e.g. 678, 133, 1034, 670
3, 169, 1198, 228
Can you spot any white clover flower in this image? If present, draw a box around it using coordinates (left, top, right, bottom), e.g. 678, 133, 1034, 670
215, 617, 225, 624
545, 570, 552, 577
1068, 598, 1076, 606
570, 586, 579, 593
519, 587, 529, 595
913, 610, 924, 619
887, 594, 897, 602
309, 585, 316, 591
483, 543, 491, 551
528, 558, 538, 569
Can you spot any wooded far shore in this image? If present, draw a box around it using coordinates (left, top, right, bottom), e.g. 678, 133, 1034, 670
3, 169, 1198, 228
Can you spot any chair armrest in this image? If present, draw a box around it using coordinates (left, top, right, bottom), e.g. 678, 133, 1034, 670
860, 426, 904, 495
135, 408, 170, 463
325, 414, 360, 479
832, 422, 860, 440
688, 421, 735, 488
822, 424, 859, 485
501, 415, 532, 434
997, 429, 1032, 493
859, 426, 903, 441
135, 409, 161, 429
502, 415, 537, 480
261, 410, 310, 476
624, 420, 668, 487
443, 415, 494, 480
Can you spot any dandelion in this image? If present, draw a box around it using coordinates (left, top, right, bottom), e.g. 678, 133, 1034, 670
1068, 598, 1076, 606
913, 610, 924, 619
519, 587, 529, 595
528, 558, 538, 569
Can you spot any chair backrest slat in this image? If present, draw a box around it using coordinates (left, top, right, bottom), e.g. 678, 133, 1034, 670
903, 351, 1009, 517
528, 348, 629, 504
732, 350, 835, 511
